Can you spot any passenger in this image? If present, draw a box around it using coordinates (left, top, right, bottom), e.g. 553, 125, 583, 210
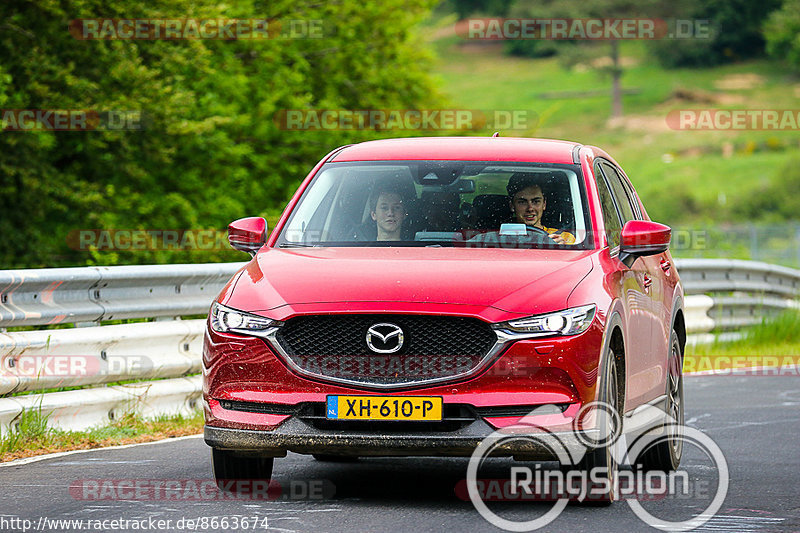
507, 173, 575, 244
369, 186, 407, 241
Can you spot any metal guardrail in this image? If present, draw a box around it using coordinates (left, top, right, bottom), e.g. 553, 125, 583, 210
0, 262, 244, 435
0, 321, 204, 395
0, 376, 201, 436
676, 259, 800, 340
0, 263, 245, 328
677, 258, 800, 298
0, 258, 797, 435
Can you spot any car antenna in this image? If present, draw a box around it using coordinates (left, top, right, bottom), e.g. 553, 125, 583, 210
491, 131, 500, 137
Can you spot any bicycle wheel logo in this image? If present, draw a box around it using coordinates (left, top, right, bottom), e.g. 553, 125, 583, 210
465, 402, 729, 531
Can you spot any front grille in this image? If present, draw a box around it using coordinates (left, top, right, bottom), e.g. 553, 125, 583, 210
272, 315, 498, 387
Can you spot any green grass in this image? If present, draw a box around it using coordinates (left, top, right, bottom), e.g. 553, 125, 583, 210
0, 409, 203, 462
690, 310, 800, 355
430, 37, 800, 230
685, 310, 800, 371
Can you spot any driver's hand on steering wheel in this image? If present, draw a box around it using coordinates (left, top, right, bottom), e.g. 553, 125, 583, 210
548, 232, 567, 244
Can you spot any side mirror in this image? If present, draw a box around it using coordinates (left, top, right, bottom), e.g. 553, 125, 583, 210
618, 220, 671, 268
228, 217, 267, 256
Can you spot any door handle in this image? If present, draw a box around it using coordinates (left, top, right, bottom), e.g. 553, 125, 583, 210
660, 259, 671, 272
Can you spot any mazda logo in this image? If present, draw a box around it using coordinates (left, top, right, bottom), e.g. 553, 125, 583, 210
366, 323, 404, 354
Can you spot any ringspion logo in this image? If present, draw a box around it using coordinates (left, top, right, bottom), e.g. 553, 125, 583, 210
466, 402, 729, 531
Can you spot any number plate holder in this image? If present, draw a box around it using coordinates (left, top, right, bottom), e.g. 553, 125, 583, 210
326, 395, 443, 421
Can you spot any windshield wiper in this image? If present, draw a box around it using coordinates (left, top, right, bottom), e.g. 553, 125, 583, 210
279, 242, 316, 248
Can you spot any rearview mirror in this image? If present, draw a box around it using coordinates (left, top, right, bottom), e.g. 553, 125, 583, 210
228, 217, 267, 256
618, 220, 671, 268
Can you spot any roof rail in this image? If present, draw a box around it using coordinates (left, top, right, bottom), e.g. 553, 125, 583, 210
571, 144, 582, 164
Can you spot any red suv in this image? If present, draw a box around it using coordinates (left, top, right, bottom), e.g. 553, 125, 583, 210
203, 137, 685, 500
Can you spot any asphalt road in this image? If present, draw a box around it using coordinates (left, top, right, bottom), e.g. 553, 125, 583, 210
1, 375, 798, 533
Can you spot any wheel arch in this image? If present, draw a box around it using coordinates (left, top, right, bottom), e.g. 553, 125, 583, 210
670, 295, 686, 356
600, 308, 626, 416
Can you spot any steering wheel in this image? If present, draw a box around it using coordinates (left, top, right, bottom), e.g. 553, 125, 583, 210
525, 224, 552, 244
525, 225, 549, 236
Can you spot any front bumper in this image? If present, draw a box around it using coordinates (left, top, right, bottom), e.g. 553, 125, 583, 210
204, 417, 595, 460
203, 315, 607, 459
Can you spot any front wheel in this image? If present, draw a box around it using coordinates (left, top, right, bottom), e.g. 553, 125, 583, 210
212, 448, 274, 492
637, 329, 684, 473
572, 347, 620, 505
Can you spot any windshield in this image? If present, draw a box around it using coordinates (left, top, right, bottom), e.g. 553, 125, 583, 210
277, 160, 592, 249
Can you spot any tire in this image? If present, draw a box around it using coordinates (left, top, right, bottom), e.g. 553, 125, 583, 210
637, 329, 684, 473
212, 448, 274, 492
572, 346, 621, 505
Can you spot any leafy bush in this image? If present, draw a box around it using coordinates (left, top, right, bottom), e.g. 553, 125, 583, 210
730, 157, 800, 221
647, 0, 781, 67
0, 0, 442, 268
764, 0, 800, 70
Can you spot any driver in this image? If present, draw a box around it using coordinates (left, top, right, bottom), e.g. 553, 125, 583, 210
507, 173, 575, 244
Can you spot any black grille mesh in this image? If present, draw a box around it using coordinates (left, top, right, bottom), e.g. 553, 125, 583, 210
273, 315, 497, 385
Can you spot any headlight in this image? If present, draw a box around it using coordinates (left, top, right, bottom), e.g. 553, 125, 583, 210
496, 304, 596, 338
210, 302, 276, 336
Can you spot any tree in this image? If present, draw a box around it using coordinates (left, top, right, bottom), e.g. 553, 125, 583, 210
506, 0, 659, 119
0, 0, 442, 267
647, 0, 782, 67
764, 0, 800, 70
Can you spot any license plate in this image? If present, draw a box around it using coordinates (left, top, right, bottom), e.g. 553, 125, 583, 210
326, 395, 442, 421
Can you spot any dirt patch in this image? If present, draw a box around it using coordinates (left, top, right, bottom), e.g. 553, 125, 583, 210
606, 114, 671, 133
428, 24, 457, 41
589, 56, 639, 69
455, 41, 505, 54
713, 73, 765, 90
666, 88, 744, 106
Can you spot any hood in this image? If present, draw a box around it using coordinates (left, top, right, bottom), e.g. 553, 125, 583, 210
222, 247, 594, 322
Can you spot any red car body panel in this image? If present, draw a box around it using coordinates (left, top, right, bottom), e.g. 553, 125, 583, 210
329, 136, 578, 163
223, 247, 594, 318
204, 136, 684, 458
203, 320, 603, 433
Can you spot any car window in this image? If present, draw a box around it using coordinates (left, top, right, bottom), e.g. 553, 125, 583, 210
599, 161, 637, 223
594, 163, 622, 250
277, 161, 593, 249
616, 167, 643, 219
